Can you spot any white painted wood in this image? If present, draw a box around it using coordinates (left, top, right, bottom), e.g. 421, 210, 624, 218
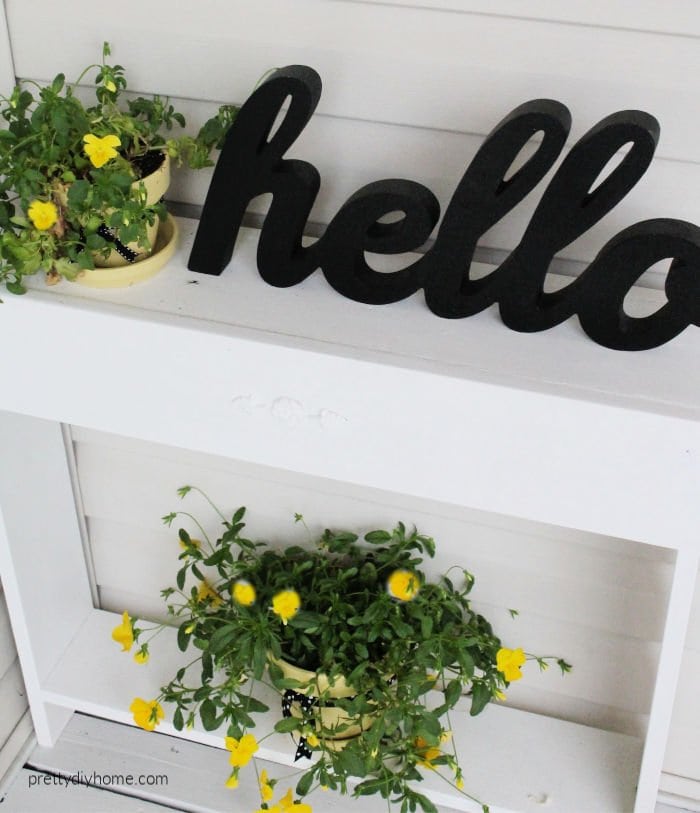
333, 0, 700, 37
0, 1, 15, 98
0, 712, 33, 801
0, 414, 92, 745
23, 714, 465, 813
637, 547, 700, 811
16, 221, 700, 423
0, 217, 697, 809
3, 220, 698, 546
0, 660, 27, 749
0, 0, 699, 806
40, 610, 642, 813
0, 584, 20, 682
72, 430, 672, 737
3, 767, 176, 813
6, 0, 698, 162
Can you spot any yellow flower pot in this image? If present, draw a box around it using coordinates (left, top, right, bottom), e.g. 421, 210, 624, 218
72, 213, 178, 288
273, 656, 376, 750
95, 152, 171, 268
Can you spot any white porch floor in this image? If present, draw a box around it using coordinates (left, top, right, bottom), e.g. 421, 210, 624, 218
0, 714, 694, 813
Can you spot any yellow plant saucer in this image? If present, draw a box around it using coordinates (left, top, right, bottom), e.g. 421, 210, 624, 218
71, 214, 179, 289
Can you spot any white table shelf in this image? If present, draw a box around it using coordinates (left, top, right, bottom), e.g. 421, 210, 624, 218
1, 216, 699, 812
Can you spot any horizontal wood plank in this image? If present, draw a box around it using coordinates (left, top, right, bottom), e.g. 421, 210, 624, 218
332, 0, 700, 38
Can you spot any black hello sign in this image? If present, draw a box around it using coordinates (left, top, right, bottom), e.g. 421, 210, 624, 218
188, 65, 700, 351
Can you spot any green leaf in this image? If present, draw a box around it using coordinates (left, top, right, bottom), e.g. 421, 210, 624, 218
199, 698, 218, 730
443, 679, 462, 708
364, 530, 391, 544
295, 770, 314, 797
201, 651, 213, 682
176, 622, 190, 652
412, 792, 438, 813
5, 281, 26, 295
208, 624, 238, 654
75, 250, 94, 270
274, 717, 301, 734
85, 233, 106, 251
176, 567, 187, 591
173, 707, 184, 731
469, 681, 492, 716
67, 179, 90, 207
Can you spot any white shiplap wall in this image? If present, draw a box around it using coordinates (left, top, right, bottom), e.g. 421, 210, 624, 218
2, 0, 700, 804
71, 427, 672, 734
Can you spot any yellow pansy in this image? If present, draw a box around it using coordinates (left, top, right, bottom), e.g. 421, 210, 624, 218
225, 733, 258, 767
27, 199, 58, 231
233, 579, 256, 606
258, 788, 311, 813
456, 775, 465, 790
414, 736, 442, 769
111, 611, 134, 652
387, 569, 419, 601
134, 647, 149, 664
305, 732, 319, 748
83, 133, 121, 168
104, 79, 117, 92
496, 647, 526, 682
129, 697, 164, 731
259, 768, 274, 802
271, 590, 301, 624
197, 579, 223, 606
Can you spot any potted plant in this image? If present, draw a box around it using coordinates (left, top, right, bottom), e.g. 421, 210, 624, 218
0, 42, 240, 292
113, 486, 571, 813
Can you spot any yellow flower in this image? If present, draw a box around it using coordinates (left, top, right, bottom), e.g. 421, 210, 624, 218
259, 768, 274, 802
495, 689, 507, 701
225, 771, 239, 789
27, 199, 58, 231
83, 133, 121, 168
134, 647, 149, 664
272, 590, 301, 624
278, 788, 313, 812
111, 611, 134, 652
305, 732, 319, 748
496, 647, 526, 682
233, 579, 256, 606
414, 736, 442, 769
179, 536, 202, 551
387, 569, 419, 601
456, 775, 465, 790
197, 580, 223, 606
225, 733, 258, 767
439, 730, 452, 744
129, 698, 164, 731
104, 79, 117, 93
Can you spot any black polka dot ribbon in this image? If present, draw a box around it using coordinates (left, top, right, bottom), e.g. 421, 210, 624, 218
97, 224, 139, 263
281, 689, 317, 761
